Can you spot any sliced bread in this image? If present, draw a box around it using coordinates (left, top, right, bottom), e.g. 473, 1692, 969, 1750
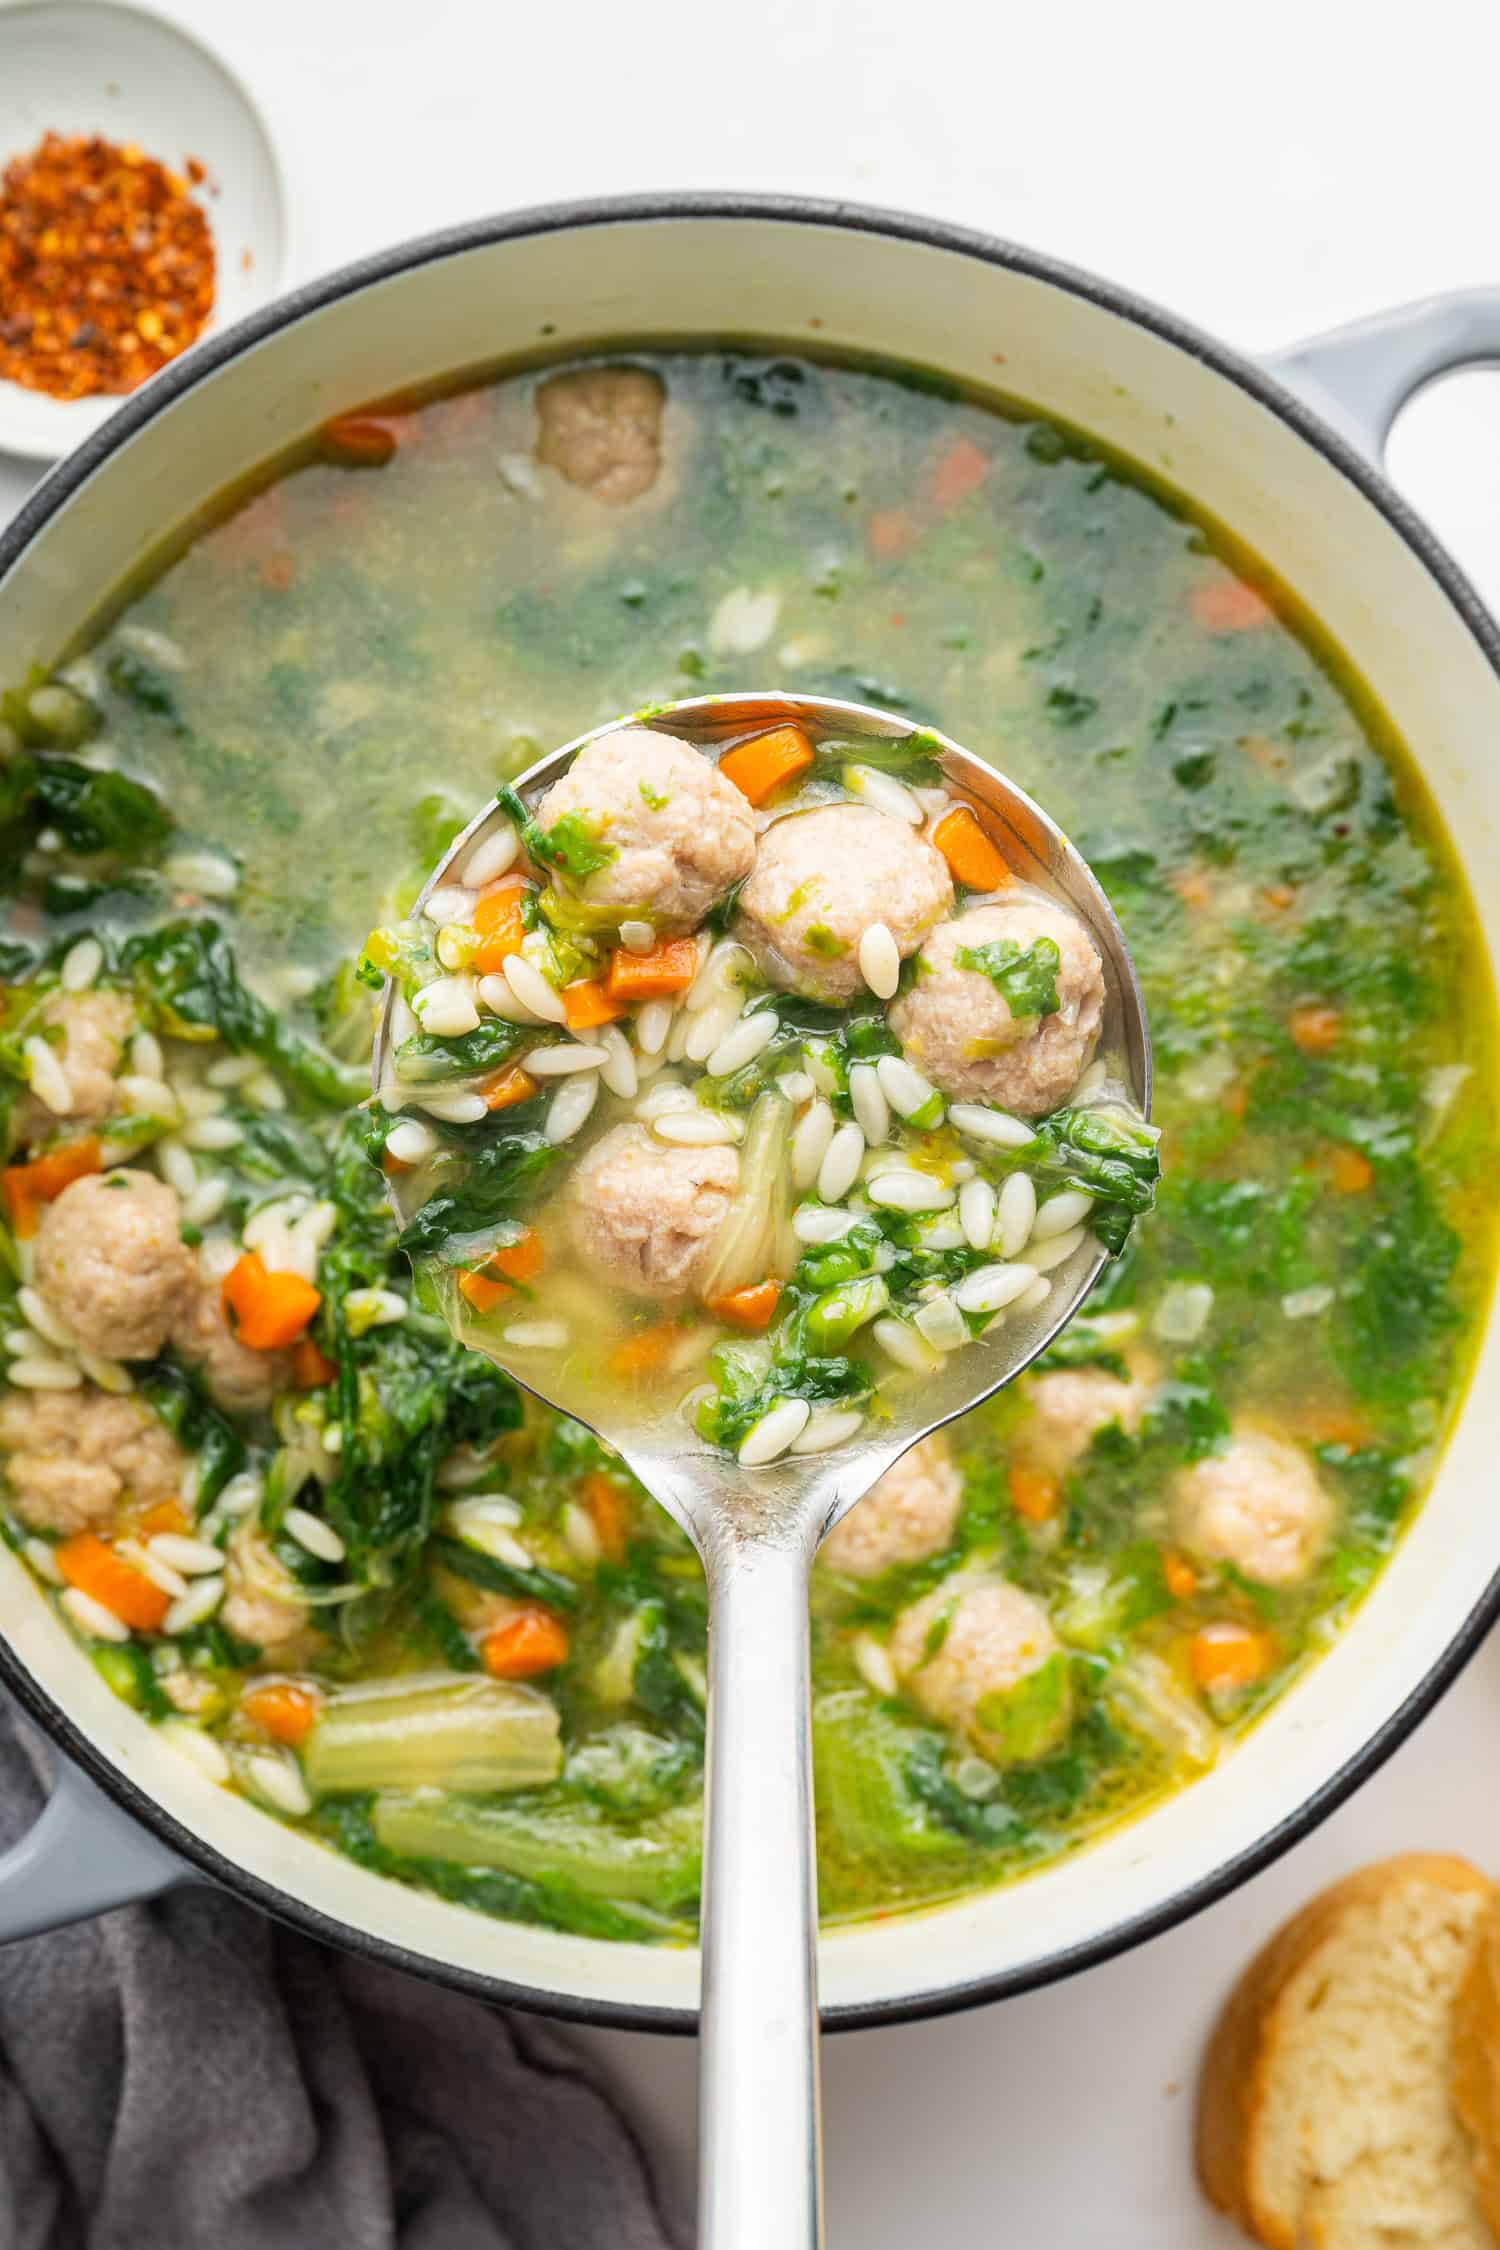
1454, 1887, 1500, 2240
1196, 1853, 1494, 2249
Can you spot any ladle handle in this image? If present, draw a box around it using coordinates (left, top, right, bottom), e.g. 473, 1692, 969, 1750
697, 1523, 823, 2250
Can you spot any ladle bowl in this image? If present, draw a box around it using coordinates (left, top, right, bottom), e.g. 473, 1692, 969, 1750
373, 690, 1152, 2250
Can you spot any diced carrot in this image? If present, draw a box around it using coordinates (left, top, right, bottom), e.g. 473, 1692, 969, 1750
1190, 580, 1273, 634
241, 1680, 321, 1747
458, 1268, 510, 1316
482, 1608, 570, 1679
583, 1470, 630, 1563
1189, 1621, 1275, 1693
1289, 1003, 1340, 1056
1008, 1462, 1060, 1523
609, 1321, 679, 1379
931, 805, 1012, 894
605, 935, 700, 1001
458, 1227, 545, 1313
1262, 883, 1297, 912
716, 725, 816, 808
1289, 1403, 1375, 1451
1162, 1550, 1198, 1601
2, 1134, 102, 1238
319, 415, 397, 468
56, 1532, 169, 1633
221, 1251, 322, 1351
259, 552, 295, 594
131, 1497, 191, 1539
931, 435, 990, 509
471, 878, 531, 973
868, 508, 916, 559
481, 1062, 539, 1111
291, 1336, 338, 1390
1329, 1144, 1374, 1195
1169, 866, 1214, 912
707, 1279, 782, 1332
562, 979, 624, 1032
1221, 1081, 1249, 1123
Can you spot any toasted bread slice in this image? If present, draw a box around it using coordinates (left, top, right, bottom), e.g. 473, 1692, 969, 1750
1196, 1854, 1494, 2249
1453, 1889, 1500, 2240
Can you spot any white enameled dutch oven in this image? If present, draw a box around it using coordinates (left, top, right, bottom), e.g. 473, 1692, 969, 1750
0, 197, 1498, 2032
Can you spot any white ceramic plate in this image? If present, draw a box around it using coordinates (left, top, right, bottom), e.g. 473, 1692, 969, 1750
0, 0, 287, 461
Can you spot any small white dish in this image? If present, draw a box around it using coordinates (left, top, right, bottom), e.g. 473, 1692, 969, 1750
0, 0, 287, 462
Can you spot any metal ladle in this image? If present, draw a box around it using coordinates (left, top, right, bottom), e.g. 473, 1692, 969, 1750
374, 692, 1152, 2250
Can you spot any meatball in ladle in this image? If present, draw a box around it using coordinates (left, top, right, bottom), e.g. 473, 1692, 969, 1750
374, 689, 1152, 2250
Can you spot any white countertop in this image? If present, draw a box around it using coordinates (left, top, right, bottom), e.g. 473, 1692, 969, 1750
4, 2, 1500, 2236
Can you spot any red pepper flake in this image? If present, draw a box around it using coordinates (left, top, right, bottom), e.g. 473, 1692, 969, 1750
0, 131, 216, 400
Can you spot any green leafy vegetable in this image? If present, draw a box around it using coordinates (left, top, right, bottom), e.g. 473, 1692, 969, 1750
139, 1359, 247, 1513
955, 935, 1061, 1019
396, 1128, 564, 1257
123, 919, 365, 1107
495, 784, 617, 883
32, 758, 173, 857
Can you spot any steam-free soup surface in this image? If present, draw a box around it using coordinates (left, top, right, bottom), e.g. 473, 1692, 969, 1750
0, 348, 1492, 1939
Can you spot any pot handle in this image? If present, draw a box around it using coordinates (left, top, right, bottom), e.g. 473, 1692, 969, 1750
1267, 288, 1500, 463
0, 1750, 192, 1939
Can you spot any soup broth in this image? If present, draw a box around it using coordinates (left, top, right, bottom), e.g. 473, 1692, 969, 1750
0, 346, 1493, 1937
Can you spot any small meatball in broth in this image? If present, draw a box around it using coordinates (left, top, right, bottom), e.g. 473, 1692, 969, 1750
1021, 1362, 1155, 1478
736, 803, 952, 1004
535, 366, 665, 505
568, 1123, 739, 1301
890, 897, 1104, 1114
34, 1169, 194, 1362
1174, 1430, 1333, 1589
0, 1386, 186, 1535
534, 727, 756, 928
821, 1433, 963, 1579
889, 1577, 1069, 1764
172, 1279, 291, 1416
221, 1519, 317, 1659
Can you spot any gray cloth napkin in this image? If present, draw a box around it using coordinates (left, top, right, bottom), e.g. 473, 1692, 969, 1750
0, 1713, 681, 2250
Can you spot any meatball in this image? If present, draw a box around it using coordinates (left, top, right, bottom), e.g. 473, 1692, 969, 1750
820, 1434, 963, 1579
170, 1280, 290, 1416
889, 1577, 1068, 1763
534, 728, 756, 927
889, 896, 1104, 1113
221, 1521, 315, 1659
1174, 1430, 1333, 1589
535, 366, 665, 505
736, 804, 953, 1004
16, 989, 134, 1137
33, 1169, 195, 1362
1022, 1362, 1155, 1477
568, 1123, 738, 1301
0, 1386, 186, 1535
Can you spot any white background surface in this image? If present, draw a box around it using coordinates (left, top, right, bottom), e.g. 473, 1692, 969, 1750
6, 3, 1500, 2238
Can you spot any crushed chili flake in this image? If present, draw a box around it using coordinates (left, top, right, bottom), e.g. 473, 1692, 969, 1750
0, 131, 216, 400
